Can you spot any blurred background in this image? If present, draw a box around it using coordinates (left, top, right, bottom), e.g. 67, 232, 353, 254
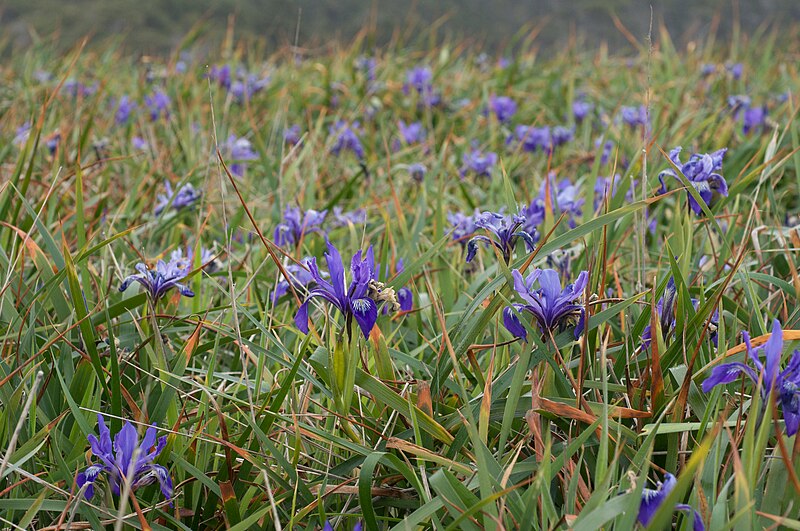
2, 0, 799, 55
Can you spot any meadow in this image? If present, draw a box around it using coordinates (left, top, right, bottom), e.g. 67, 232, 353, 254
1, 24, 799, 530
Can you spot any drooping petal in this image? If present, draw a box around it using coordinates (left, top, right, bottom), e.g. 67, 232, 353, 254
637, 473, 676, 526
503, 306, 528, 341
76, 465, 106, 500
351, 298, 378, 338
324, 240, 346, 304
294, 301, 311, 334
398, 287, 413, 312
675, 503, 706, 531
763, 319, 784, 390
701, 362, 759, 392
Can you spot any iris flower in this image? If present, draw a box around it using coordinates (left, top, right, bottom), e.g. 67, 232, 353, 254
459, 148, 498, 179
154, 181, 202, 215
465, 211, 536, 264
274, 206, 327, 247
488, 95, 517, 123
294, 240, 383, 339
76, 414, 172, 502
637, 473, 704, 530
330, 121, 365, 159
702, 319, 800, 435
223, 135, 259, 177
119, 257, 195, 302
658, 147, 729, 216
503, 268, 587, 340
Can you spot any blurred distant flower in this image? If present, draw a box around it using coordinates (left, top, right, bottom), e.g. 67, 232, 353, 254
620, 105, 648, 128
323, 521, 363, 531
355, 56, 377, 81
114, 96, 137, 125
230, 73, 269, 103
742, 105, 768, 135
658, 147, 728, 215
34, 70, 52, 84
573, 100, 593, 123
284, 125, 302, 146
294, 240, 381, 339
76, 414, 172, 502
507, 125, 551, 153
132, 137, 149, 151
466, 211, 536, 264
45, 132, 61, 155
222, 135, 259, 177
551, 126, 574, 147
144, 90, 170, 121
726, 62, 743, 80
13, 122, 31, 146
397, 120, 426, 145
727, 95, 751, 114
596, 138, 615, 165
497, 57, 511, 69
403, 66, 440, 107
63, 79, 96, 98
460, 147, 497, 178
330, 121, 365, 159
448, 210, 480, 243
330, 206, 367, 228
637, 473, 704, 530
488, 95, 517, 123
119, 256, 194, 301
407, 162, 427, 182
503, 268, 588, 341
170, 246, 219, 274
702, 319, 800, 436
536, 174, 584, 228
209, 64, 232, 89
154, 181, 202, 215
700, 63, 717, 76
274, 206, 327, 247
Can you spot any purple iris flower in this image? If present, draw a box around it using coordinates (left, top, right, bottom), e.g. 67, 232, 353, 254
271, 259, 324, 303
170, 246, 218, 273
62, 80, 96, 98
640, 277, 678, 350
637, 473, 704, 530
620, 105, 648, 128
46, 132, 61, 155
144, 90, 170, 121
726, 62, 743, 80
598, 139, 615, 165
448, 210, 480, 243
231, 73, 269, 103
397, 121, 426, 145
223, 135, 259, 177
407, 163, 427, 182
330, 121, 365, 159
355, 56, 377, 81
727, 95, 751, 114
13, 122, 31, 146
274, 206, 327, 247
294, 240, 381, 339
551, 126, 574, 147
502, 268, 588, 340
378, 259, 413, 313
154, 181, 202, 215
700, 63, 717, 76
330, 206, 367, 228
572, 100, 593, 123
76, 414, 172, 502
284, 125, 302, 146
114, 95, 137, 125
508, 125, 551, 153
742, 105, 768, 135
488, 95, 517, 123
119, 255, 195, 301
209, 64, 232, 89
465, 211, 536, 264
460, 148, 498, 179
702, 319, 800, 436
403, 66, 440, 107
132, 137, 149, 151
538, 175, 585, 228
658, 147, 729, 216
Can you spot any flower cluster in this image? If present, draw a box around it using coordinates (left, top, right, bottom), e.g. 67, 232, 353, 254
459, 147, 498, 178
330, 121, 365, 159
144, 90, 170, 121
507, 125, 573, 154
76, 414, 172, 502
222, 134, 259, 177
403, 66, 440, 107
